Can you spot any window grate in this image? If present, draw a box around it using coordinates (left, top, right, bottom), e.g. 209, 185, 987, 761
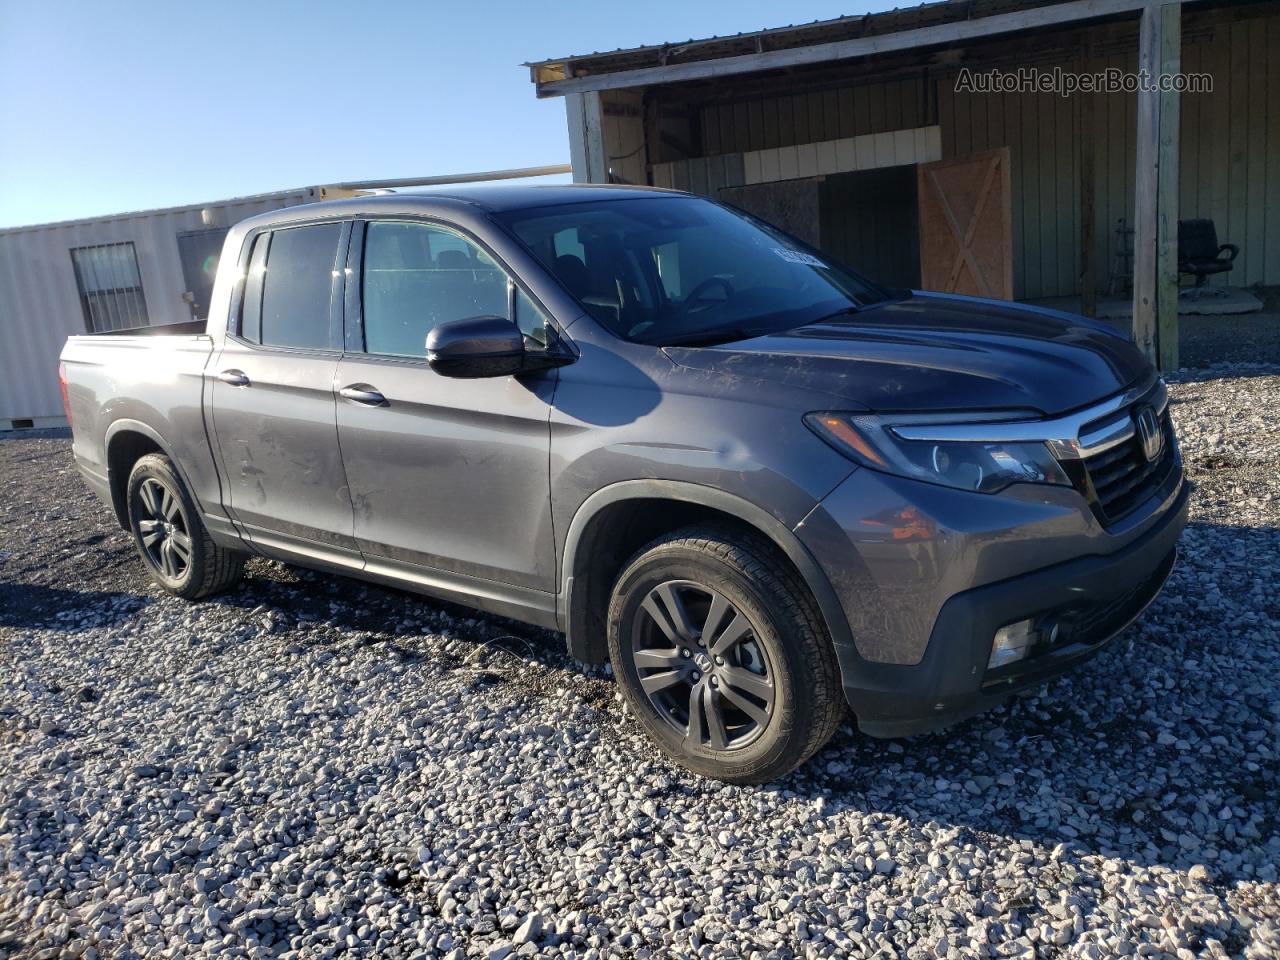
70, 242, 149, 332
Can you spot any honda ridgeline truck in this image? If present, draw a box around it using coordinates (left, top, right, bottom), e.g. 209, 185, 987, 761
60, 185, 1188, 782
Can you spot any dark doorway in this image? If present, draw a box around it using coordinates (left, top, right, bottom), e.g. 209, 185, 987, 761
820, 165, 920, 290
176, 228, 230, 320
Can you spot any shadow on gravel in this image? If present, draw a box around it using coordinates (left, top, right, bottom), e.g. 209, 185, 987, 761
211, 560, 559, 647
0, 582, 151, 632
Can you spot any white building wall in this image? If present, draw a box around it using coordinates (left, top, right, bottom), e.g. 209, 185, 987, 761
0, 189, 317, 427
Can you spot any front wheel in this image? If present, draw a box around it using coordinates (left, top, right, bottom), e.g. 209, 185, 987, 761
607, 526, 845, 783
126, 453, 245, 599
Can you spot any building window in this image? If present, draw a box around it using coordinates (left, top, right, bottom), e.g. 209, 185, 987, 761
70, 242, 149, 332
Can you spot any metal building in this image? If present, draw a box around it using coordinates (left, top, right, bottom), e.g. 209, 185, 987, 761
0, 165, 571, 431
529, 0, 1280, 370
0, 189, 318, 429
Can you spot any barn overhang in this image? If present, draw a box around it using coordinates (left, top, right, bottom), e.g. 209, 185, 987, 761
526, 0, 1266, 372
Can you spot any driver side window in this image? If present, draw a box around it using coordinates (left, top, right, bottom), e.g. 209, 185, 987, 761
362, 221, 528, 358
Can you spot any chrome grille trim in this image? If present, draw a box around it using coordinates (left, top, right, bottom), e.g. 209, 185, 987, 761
890, 372, 1164, 461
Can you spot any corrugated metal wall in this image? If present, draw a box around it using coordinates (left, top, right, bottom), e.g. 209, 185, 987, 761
939, 54, 1086, 300
936, 20, 1280, 301
701, 76, 934, 153
602, 90, 647, 186
1178, 13, 1280, 292
630, 6, 1279, 302
0, 191, 314, 424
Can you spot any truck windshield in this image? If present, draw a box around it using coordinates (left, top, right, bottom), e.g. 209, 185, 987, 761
497, 196, 892, 347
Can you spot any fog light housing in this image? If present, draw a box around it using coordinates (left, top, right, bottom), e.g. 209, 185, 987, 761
988, 617, 1057, 669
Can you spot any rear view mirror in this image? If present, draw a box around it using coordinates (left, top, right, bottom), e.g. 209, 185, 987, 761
427, 316, 526, 378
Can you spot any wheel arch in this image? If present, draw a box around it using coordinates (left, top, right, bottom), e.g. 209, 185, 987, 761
103, 420, 195, 530
558, 480, 854, 665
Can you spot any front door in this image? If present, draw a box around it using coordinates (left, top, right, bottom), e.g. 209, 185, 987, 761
917, 147, 1013, 299
209, 220, 359, 563
334, 219, 558, 594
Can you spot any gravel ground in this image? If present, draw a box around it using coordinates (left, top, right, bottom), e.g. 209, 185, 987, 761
1, 368, 1278, 960
1177, 312, 1280, 370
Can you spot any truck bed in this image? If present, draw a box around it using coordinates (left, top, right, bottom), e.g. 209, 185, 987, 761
61, 329, 219, 529
80, 319, 207, 337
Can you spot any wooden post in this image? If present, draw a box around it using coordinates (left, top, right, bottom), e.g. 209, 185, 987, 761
1080, 88, 1098, 319
565, 91, 607, 183
1156, 2, 1182, 370
642, 91, 660, 184
1132, 1, 1181, 369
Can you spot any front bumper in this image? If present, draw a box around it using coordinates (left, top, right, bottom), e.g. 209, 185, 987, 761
831, 478, 1188, 737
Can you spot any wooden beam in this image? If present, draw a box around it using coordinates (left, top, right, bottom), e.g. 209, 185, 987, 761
1131, 3, 1161, 363
536, 0, 1153, 97
1131, 1, 1181, 369
565, 91, 607, 183
1080, 88, 1098, 319
1156, 1, 1181, 371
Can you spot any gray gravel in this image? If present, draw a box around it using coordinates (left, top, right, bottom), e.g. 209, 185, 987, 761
1, 367, 1278, 960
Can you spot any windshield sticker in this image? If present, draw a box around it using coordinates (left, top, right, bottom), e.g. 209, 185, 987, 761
773, 247, 826, 267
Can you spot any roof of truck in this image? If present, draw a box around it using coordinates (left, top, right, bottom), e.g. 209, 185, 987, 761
228, 184, 692, 235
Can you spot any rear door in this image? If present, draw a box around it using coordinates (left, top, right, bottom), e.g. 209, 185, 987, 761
333, 218, 559, 595
209, 219, 360, 565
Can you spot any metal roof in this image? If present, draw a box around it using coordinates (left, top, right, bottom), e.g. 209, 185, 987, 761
0, 186, 319, 236
526, 0, 1115, 86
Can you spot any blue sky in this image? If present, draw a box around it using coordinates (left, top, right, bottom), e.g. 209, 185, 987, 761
0, 0, 901, 228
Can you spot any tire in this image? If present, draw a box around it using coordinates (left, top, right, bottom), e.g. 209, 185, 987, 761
607, 525, 845, 783
126, 453, 245, 599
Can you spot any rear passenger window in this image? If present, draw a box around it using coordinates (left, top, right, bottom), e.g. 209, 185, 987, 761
362, 221, 510, 358
256, 223, 341, 349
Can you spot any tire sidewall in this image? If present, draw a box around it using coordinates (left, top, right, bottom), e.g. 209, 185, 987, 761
607, 542, 810, 780
126, 455, 205, 597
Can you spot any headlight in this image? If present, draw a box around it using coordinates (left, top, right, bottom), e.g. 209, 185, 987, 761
804, 412, 1071, 494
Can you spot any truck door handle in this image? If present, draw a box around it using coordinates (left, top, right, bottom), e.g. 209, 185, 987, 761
218, 369, 250, 387
339, 384, 387, 406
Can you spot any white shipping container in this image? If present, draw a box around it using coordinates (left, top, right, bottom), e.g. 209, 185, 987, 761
0, 188, 319, 428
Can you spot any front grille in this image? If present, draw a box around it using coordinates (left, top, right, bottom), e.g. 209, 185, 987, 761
1081, 412, 1176, 524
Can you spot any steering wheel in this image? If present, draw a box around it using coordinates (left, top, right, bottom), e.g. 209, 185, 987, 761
681, 276, 735, 316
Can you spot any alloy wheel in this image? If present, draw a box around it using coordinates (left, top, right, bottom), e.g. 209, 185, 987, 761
630, 580, 775, 750
135, 478, 193, 582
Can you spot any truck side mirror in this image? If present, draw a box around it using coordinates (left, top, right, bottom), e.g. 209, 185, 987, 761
426, 316, 527, 378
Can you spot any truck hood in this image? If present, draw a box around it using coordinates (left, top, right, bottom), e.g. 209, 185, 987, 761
662, 291, 1149, 416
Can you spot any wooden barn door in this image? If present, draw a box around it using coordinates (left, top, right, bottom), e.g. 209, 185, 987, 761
917, 148, 1013, 299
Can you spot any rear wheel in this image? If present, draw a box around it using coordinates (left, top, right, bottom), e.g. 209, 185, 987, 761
126, 454, 244, 599
607, 526, 844, 783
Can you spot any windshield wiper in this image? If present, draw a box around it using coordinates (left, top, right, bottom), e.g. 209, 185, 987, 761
812, 305, 862, 324
657, 326, 765, 348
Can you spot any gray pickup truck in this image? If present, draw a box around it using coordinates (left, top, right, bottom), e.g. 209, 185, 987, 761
61, 185, 1188, 783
